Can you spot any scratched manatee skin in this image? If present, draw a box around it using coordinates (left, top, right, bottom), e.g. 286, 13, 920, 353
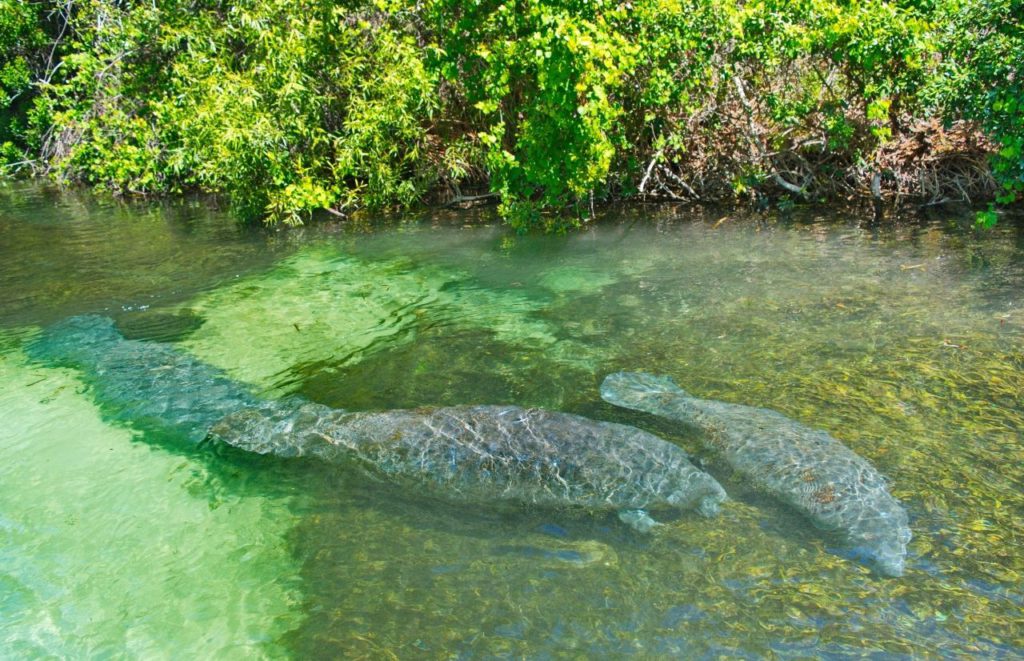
210, 402, 727, 521
601, 372, 911, 577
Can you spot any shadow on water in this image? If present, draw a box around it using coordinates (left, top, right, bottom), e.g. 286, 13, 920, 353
115, 308, 207, 343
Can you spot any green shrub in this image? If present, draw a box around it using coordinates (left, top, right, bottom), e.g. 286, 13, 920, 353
0, 0, 48, 168
424, 0, 643, 230
931, 0, 1023, 210
40, 0, 439, 223
3, 0, 1020, 228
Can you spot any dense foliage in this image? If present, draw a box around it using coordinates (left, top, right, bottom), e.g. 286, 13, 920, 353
1, 0, 1021, 229
930, 0, 1023, 225
0, 0, 48, 166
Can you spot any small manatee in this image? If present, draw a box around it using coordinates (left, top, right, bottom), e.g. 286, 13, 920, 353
601, 371, 911, 577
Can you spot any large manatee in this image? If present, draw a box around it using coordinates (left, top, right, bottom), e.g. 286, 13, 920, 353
27, 315, 726, 530
209, 401, 727, 529
601, 371, 911, 576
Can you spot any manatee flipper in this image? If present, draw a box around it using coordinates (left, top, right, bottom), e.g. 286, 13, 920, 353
600, 371, 690, 410
618, 509, 661, 533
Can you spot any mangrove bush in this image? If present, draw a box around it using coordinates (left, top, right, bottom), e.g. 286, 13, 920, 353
1, 0, 1021, 229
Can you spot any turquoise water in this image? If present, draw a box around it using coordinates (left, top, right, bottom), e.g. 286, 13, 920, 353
2, 182, 1023, 657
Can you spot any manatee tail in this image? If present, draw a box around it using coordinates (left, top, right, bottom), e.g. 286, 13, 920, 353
28, 314, 266, 442
26, 315, 124, 366
600, 371, 691, 414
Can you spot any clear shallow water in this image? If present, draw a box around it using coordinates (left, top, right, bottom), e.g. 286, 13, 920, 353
2, 182, 1023, 657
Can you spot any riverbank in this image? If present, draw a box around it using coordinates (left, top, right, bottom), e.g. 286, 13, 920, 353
2, 0, 1021, 230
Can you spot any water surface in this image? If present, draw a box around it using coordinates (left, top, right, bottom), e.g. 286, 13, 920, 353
2, 182, 1023, 657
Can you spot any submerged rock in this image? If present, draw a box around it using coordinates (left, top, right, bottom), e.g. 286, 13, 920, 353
27, 315, 726, 530
600, 371, 911, 576
491, 539, 618, 568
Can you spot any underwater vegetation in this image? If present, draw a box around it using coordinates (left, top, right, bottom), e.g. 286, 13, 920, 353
180, 244, 600, 394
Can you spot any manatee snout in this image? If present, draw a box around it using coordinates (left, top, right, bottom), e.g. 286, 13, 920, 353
668, 476, 727, 518
870, 528, 913, 578
697, 495, 722, 518
875, 553, 906, 578
847, 520, 912, 577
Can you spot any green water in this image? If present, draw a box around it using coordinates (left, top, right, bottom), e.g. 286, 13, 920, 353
2, 182, 1022, 658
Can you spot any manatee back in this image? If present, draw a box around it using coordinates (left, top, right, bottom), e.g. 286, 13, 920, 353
347, 405, 727, 515
224, 402, 728, 515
